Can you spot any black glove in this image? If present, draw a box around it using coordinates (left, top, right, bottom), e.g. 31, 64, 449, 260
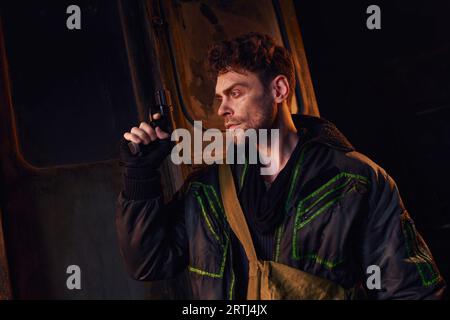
119, 137, 172, 171
119, 137, 173, 199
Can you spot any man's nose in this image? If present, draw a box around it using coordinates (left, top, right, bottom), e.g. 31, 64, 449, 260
217, 99, 233, 117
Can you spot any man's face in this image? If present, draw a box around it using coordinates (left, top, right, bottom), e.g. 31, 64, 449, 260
215, 70, 276, 132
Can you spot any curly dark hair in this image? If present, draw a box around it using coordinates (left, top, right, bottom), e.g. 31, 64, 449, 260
206, 32, 295, 102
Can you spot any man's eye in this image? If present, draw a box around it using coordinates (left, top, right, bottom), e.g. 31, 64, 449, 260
231, 91, 241, 98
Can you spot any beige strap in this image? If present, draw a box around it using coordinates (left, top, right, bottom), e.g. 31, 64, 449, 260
218, 164, 261, 299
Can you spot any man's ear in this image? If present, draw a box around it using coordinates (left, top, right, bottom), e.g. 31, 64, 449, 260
271, 75, 290, 103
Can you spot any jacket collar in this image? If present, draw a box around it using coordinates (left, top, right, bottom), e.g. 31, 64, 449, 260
230, 114, 355, 192
292, 114, 355, 152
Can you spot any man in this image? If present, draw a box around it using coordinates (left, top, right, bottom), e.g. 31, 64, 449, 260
116, 32, 445, 299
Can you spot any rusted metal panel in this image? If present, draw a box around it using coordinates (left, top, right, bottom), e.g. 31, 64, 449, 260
0, 208, 12, 300
0, 4, 155, 299
275, 0, 320, 116
0, 18, 14, 300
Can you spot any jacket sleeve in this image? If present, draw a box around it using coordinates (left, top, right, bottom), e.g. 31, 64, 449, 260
115, 172, 188, 281
359, 166, 446, 299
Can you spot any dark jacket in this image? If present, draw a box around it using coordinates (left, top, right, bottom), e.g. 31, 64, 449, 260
115, 115, 446, 299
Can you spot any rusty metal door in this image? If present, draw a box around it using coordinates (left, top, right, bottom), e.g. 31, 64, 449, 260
0, 1, 158, 299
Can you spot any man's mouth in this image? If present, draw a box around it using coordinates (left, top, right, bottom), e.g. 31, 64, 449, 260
225, 123, 240, 130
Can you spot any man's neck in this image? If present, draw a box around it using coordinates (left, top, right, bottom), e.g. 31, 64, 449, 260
258, 103, 299, 183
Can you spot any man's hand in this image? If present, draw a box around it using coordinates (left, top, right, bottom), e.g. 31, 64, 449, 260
120, 113, 172, 170
123, 113, 170, 146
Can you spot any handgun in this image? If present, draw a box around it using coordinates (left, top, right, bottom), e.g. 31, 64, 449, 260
128, 89, 173, 156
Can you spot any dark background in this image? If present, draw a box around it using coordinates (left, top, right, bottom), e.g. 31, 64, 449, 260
0, 1, 139, 166
295, 0, 450, 298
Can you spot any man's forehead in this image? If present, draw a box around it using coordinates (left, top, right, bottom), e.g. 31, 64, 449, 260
215, 70, 256, 93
